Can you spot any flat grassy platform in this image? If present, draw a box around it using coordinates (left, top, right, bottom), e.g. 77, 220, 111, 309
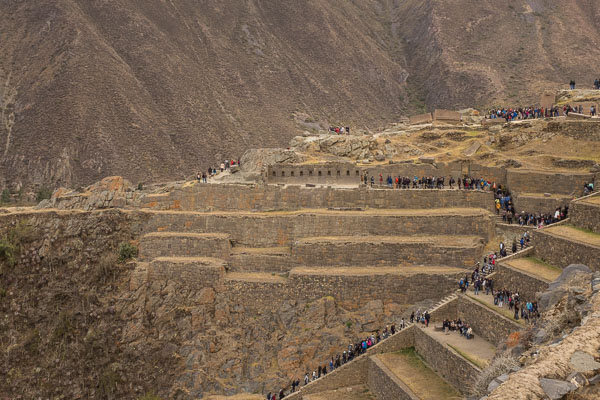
504, 257, 562, 281
544, 225, 600, 247
377, 349, 461, 400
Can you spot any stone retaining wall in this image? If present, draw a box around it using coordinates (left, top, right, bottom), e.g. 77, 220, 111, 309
570, 199, 600, 233
147, 258, 226, 290
139, 211, 495, 247
368, 356, 418, 400
456, 295, 521, 346
291, 239, 482, 268
139, 184, 496, 212
224, 272, 461, 312
533, 230, 600, 271
544, 120, 600, 141
506, 169, 591, 196
493, 263, 549, 302
268, 163, 361, 185
513, 193, 573, 214
413, 329, 481, 393
138, 233, 231, 260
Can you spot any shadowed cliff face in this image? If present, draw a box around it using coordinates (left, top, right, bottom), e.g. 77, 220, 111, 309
0, 0, 598, 189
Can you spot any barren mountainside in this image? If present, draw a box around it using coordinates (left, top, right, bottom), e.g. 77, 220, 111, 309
0, 0, 599, 189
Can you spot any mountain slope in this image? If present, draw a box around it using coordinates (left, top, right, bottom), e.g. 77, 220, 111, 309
0, 0, 598, 189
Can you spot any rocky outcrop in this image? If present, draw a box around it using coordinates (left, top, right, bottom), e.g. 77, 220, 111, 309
36, 176, 140, 211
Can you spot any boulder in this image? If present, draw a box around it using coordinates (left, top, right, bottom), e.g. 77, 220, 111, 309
539, 378, 576, 400
419, 156, 435, 164
549, 264, 591, 290
538, 289, 567, 311
569, 350, 600, 373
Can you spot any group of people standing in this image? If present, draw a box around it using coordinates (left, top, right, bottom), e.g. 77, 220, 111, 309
196, 159, 241, 183
363, 173, 498, 192
267, 323, 401, 398
329, 126, 350, 135
488, 106, 559, 121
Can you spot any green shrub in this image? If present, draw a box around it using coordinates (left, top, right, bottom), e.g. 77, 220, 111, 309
35, 186, 53, 202
1, 188, 10, 204
137, 182, 144, 191
138, 392, 162, 400
118, 242, 138, 262
0, 238, 16, 269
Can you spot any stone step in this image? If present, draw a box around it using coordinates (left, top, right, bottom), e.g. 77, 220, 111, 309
291, 235, 483, 268
139, 232, 231, 260
228, 246, 294, 272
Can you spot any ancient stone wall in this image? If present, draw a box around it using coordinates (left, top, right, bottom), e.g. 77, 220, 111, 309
409, 113, 433, 125
138, 232, 231, 260
506, 170, 592, 196
368, 356, 418, 400
544, 120, 600, 141
138, 210, 495, 247
140, 184, 496, 212
570, 199, 600, 233
492, 263, 549, 302
413, 329, 481, 393
223, 272, 461, 312
513, 193, 573, 214
534, 230, 600, 271
268, 163, 361, 185
146, 258, 226, 291
456, 295, 521, 346
291, 239, 482, 268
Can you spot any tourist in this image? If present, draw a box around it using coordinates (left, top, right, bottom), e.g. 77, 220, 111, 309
570, 80, 576, 90
595, 79, 600, 90
591, 105, 597, 117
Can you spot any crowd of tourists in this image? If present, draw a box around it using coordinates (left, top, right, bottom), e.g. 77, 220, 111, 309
487, 106, 560, 120
266, 322, 404, 398
363, 173, 501, 191
462, 263, 540, 322
440, 319, 474, 339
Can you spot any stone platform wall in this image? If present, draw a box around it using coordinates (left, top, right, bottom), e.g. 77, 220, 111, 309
506, 169, 591, 196
138, 211, 495, 247
570, 198, 600, 233
291, 240, 482, 268
533, 230, 600, 271
368, 356, 418, 400
225, 272, 461, 312
545, 120, 600, 141
493, 262, 550, 302
456, 295, 521, 346
139, 184, 496, 212
513, 193, 573, 214
413, 330, 481, 393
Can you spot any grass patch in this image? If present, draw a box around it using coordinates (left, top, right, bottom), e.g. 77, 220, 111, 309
568, 225, 600, 238
524, 257, 562, 271
465, 293, 525, 325
447, 344, 487, 369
